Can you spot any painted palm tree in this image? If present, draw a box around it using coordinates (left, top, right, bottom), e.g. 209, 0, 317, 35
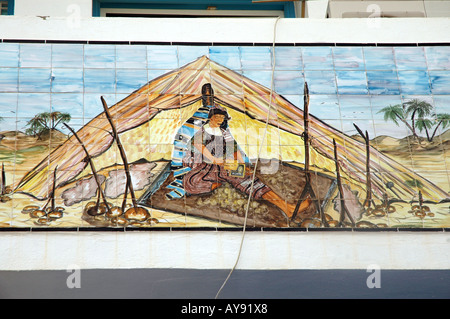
378, 104, 415, 135
25, 111, 71, 140
417, 113, 450, 142
378, 99, 435, 141
403, 99, 434, 139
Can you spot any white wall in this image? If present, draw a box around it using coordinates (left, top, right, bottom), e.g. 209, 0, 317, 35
0, 13, 449, 271
13, 0, 92, 18
9, 0, 450, 19
306, 0, 329, 18
1, 16, 450, 44
0, 231, 448, 271
328, 0, 450, 18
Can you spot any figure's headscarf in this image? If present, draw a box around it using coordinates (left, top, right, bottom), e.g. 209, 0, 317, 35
207, 105, 231, 129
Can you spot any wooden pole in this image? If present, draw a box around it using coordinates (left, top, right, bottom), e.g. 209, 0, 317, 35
291, 82, 326, 226
202, 83, 214, 107
418, 190, 423, 209
303, 82, 310, 173
63, 123, 112, 216
353, 123, 373, 209
333, 139, 355, 227
100, 96, 138, 210
1, 163, 5, 195
51, 166, 57, 211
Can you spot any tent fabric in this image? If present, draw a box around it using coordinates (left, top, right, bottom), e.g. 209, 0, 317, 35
14, 56, 449, 202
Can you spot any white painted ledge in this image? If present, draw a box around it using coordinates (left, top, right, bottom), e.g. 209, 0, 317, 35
0, 17, 449, 44
0, 231, 448, 271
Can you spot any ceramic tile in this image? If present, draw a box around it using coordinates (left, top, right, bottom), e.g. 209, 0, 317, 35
344, 119, 376, 139
209, 46, 241, 70
51, 44, 84, 68
242, 70, 273, 90
301, 46, 334, 70
339, 95, 373, 120
394, 47, 427, 70
147, 94, 181, 113
51, 68, 84, 93
178, 46, 209, 68
18, 68, 52, 93
0, 93, 17, 118
370, 95, 403, 116
83, 93, 116, 121
425, 46, 450, 70
147, 69, 175, 86
0, 67, 18, 92
372, 119, 411, 141
211, 70, 244, 95
116, 68, 148, 94
397, 71, 431, 95
307, 94, 340, 120
240, 46, 272, 70
429, 71, 450, 94
319, 119, 343, 135
19, 43, 51, 68
274, 47, 302, 71
51, 93, 84, 116
366, 70, 400, 95
335, 71, 368, 95
116, 45, 147, 69
84, 68, 116, 93
281, 94, 303, 111
433, 95, 450, 114
0, 43, 19, 67
274, 71, 304, 95
147, 45, 178, 70
304, 70, 337, 94
84, 44, 115, 68
333, 47, 365, 70
16, 93, 51, 118
363, 47, 395, 71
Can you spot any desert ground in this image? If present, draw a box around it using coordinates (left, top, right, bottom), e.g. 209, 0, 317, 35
0, 129, 449, 228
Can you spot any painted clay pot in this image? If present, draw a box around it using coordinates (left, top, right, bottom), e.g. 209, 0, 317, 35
106, 206, 123, 218
110, 217, 128, 226
30, 210, 46, 218
47, 211, 63, 220
22, 205, 40, 214
124, 207, 150, 222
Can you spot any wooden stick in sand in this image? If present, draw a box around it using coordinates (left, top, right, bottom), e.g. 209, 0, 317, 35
100, 96, 150, 222
291, 82, 325, 226
64, 123, 112, 218
333, 139, 355, 227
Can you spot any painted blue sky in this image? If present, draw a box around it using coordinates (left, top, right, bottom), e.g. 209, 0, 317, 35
0, 43, 449, 138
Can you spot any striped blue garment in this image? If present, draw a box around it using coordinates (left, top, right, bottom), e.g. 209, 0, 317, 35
165, 106, 211, 200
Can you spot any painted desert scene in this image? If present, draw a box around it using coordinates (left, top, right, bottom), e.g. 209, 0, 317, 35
0, 44, 449, 229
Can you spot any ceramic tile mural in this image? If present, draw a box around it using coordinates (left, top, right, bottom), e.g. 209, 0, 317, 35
0, 43, 449, 229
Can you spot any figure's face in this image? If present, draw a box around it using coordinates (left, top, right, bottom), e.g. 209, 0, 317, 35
209, 114, 225, 128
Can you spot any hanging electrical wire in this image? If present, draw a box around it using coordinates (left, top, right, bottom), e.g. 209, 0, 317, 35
215, 16, 281, 299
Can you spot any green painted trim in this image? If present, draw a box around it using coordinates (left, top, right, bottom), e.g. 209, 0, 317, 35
6, 0, 14, 15
93, 0, 101, 17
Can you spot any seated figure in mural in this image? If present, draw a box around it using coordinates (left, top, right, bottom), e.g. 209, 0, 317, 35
182, 104, 310, 219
